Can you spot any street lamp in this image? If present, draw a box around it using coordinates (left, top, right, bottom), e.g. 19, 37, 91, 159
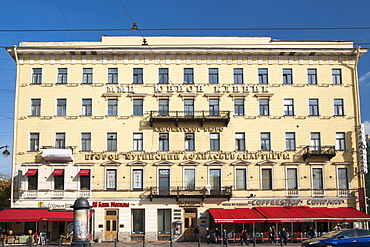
0, 145, 10, 157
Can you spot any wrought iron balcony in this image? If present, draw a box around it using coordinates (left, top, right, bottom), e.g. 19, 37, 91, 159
149, 110, 230, 127
302, 145, 336, 161
146, 186, 232, 201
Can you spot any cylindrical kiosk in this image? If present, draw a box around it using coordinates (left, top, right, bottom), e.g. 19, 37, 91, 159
71, 198, 91, 247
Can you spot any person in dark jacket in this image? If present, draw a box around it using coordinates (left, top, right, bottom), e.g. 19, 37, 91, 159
194, 226, 200, 242
206, 227, 211, 244
280, 228, 287, 245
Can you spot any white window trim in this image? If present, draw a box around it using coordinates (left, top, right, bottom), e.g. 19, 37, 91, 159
285, 166, 299, 190
105, 167, 118, 190
234, 167, 248, 190
183, 167, 196, 189
207, 167, 222, 188
131, 167, 144, 191
260, 166, 273, 190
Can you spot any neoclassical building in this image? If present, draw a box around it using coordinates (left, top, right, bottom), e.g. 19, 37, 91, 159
5, 36, 369, 242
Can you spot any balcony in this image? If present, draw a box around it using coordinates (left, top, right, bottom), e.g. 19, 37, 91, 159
312, 189, 325, 197
302, 145, 336, 161
19, 190, 91, 199
146, 186, 232, 201
149, 110, 230, 127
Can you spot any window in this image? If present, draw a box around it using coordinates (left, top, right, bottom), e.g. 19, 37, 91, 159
338, 168, 349, 189
81, 133, 91, 151
234, 68, 243, 84
312, 168, 323, 190
107, 133, 117, 151
158, 169, 170, 195
159, 99, 169, 116
57, 99, 66, 116
31, 99, 41, 116
132, 169, 143, 190
235, 132, 245, 151
82, 68, 93, 84
54, 173, 64, 190
55, 132, 65, 149
32, 68, 42, 84
209, 68, 219, 84
287, 168, 298, 189
284, 99, 294, 116
28, 171, 38, 190
209, 168, 221, 189
57, 68, 67, 84
133, 133, 143, 151
80, 170, 90, 190
332, 69, 342, 84
184, 99, 194, 116
184, 68, 194, 84
82, 99, 92, 116
261, 168, 272, 190
132, 209, 145, 234
234, 98, 244, 116
210, 133, 220, 151
209, 98, 219, 116
283, 69, 293, 84
159, 133, 169, 151
184, 168, 195, 190
336, 132, 346, 150
311, 132, 321, 151
106, 169, 117, 190
30, 133, 39, 151
285, 132, 296, 151
158, 209, 171, 235
307, 69, 317, 84
108, 68, 118, 84
107, 99, 118, 116
334, 99, 344, 116
259, 98, 269, 116
309, 99, 319, 116
261, 132, 271, 151
133, 68, 143, 84
235, 168, 247, 190
159, 68, 169, 84
185, 133, 195, 151
258, 68, 268, 84
133, 99, 143, 116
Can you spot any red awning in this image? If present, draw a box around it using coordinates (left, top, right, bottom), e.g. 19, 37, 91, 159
41, 210, 73, 221
25, 169, 38, 176
253, 206, 324, 223
0, 208, 49, 222
52, 169, 64, 175
209, 208, 266, 223
313, 208, 370, 222
78, 169, 90, 176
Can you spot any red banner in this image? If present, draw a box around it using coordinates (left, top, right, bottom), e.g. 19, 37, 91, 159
358, 188, 365, 208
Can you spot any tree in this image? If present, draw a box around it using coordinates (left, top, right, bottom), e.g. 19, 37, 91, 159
0, 174, 11, 210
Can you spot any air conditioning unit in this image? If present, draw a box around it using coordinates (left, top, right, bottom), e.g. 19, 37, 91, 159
185, 134, 193, 140
159, 134, 168, 140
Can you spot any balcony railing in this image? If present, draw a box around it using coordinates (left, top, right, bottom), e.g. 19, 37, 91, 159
302, 145, 336, 161
20, 189, 91, 199
338, 189, 351, 197
78, 190, 92, 198
286, 189, 299, 197
24, 190, 38, 198
147, 186, 232, 201
52, 190, 65, 198
149, 110, 230, 127
312, 189, 325, 196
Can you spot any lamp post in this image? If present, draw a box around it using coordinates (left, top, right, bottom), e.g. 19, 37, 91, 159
0, 145, 10, 157
71, 198, 91, 247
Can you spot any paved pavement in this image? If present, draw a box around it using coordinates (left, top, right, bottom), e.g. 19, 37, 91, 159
5, 241, 302, 247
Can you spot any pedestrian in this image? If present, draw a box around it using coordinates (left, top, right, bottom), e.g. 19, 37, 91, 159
280, 228, 287, 246
194, 226, 200, 242
239, 229, 245, 245
271, 226, 277, 245
215, 227, 221, 244
268, 227, 274, 243
308, 227, 315, 239
241, 229, 249, 245
33, 232, 39, 245
223, 229, 228, 244
206, 227, 211, 244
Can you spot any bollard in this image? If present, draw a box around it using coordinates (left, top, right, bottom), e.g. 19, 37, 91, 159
114, 238, 117, 247
142, 238, 146, 247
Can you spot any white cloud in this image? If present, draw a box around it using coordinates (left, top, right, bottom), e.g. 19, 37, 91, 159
359, 71, 370, 86
363, 121, 370, 135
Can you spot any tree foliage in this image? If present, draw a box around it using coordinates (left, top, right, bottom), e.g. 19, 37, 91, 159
0, 177, 11, 210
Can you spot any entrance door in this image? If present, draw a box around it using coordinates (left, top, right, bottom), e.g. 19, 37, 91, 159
183, 208, 197, 241
104, 209, 118, 241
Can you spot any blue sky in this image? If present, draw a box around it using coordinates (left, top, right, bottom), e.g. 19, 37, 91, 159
0, 0, 370, 174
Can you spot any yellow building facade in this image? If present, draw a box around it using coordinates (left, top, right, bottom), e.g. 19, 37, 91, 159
6, 36, 369, 241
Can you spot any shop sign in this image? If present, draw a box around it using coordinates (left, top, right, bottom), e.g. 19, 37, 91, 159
106, 84, 269, 94
222, 198, 345, 207
178, 201, 203, 207
357, 124, 368, 174
38, 201, 67, 209
358, 188, 365, 208
92, 202, 130, 208
85, 151, 290, 162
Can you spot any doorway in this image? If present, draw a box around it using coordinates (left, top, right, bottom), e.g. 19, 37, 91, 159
104, 209, 118, 241
183, 208, 197, 241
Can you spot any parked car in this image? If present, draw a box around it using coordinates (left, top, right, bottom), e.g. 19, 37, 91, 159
301, 229, 370, 247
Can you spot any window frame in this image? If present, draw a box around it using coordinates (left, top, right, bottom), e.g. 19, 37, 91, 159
107, 132, 117, 151
31, 99, 41, 116
334, 99, 344, 116
337, 167, 349, 190
259, 98, 270, 116
159, 133, 169, 151
133, 133, 143, 151
235, 132, 246, 151
233, 68, 243, 84
309, 99, 319, 116
307, 69, 317, 84
107, 98, 118, 116
29, 132, 40, 151
312, 167, 324, 190
284, 98, 294, 116
32, 68, 42, 84
184, 68, 194, 84
332, 69, 342, 85
82, 98, 92, 116
159, 68, 169, 84
310, 132, 321, 151
209, 98, 219, 116
184, 132, 195, 151
106, 168, 117, 190
283, 68, 293, 84
133, 68, 143, 84
82, 68, 93, 84
260, 132, 271, 151
108, 68, 118, 84
159, 99, 169, 116
286, 167, 298, 190
235, 168, 247, 190
261, 168, 273, 190
55, 132, 66, 149
285, 132, 296, 151
81, 132, 91, 151
184, 168, 196, 190
234, 98, 244, 116
57, 68, 68, 84
132, 168, 144, 191
209, 68, 219, 84
336, 132, 346, 151
210, 132, 220, 151
258, 68, 268, 84
57, 98, 67, 116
